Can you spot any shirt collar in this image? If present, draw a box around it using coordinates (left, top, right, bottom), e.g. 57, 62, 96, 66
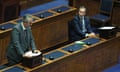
79, 16, 84, 18
21, 22, 26, 30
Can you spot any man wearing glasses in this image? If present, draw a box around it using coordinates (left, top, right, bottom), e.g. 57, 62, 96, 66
6, 14, 40, 66
69, 6, 96, 41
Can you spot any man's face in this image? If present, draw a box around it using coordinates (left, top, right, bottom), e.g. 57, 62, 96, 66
24, 19, 33, 28
79, 8, 86, 16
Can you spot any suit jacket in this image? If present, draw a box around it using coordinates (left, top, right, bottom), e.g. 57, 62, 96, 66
6, 23, 36, 64
69, 15, 93, 41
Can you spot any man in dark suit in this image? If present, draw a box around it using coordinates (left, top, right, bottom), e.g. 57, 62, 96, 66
69, 6, 96, 41
6, 14, 40, 66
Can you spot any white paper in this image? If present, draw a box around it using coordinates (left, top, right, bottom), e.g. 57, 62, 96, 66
24, 51, 41, 57
99, 26, 115, 30
74, 41, 85, 44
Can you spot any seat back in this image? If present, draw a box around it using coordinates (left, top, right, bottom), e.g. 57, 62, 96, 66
100, 0, 114, 16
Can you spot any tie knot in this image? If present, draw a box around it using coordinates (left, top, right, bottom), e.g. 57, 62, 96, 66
24, 29, 27, 31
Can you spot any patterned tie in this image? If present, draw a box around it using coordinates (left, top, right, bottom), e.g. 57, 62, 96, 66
82, 16, 86, 32
24, 30, 28, 42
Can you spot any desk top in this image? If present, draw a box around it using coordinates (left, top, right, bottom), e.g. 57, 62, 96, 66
0, 5, 76, 34
0, 37, 106, 72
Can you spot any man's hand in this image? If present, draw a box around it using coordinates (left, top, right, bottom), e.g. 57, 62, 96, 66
88, 33, 97, 38
23, 50, 41, 58
23, 53, 32, 58
32, 50, 40, 53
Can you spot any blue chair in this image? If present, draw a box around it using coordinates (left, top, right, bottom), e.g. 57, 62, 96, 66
90, 0, 114, 27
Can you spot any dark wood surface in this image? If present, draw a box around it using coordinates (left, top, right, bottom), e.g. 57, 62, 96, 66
31, 37, 120, 72
0, 0, 54, 23
20, 0, 54, 10
1, 36, 120, 72
68, 0, 120, 26
0, 0, 20, 23
0, 6, 77, 65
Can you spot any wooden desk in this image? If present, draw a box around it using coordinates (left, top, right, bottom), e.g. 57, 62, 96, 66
0, 6, 77, 65
0, 0, 20, 23
1, 37, 120, 72
20, 0, 53, 10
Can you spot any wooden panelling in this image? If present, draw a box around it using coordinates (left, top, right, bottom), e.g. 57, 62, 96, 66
2, 37, 120, 72
31, 7, 76, 50
112, 6, 120, 26
0, 6, 77, 65
69, 0, 120, 26
0, 31, 11, 64
31, 37, 120, 72
20, 0, 53, 10
0, 0, 20, 23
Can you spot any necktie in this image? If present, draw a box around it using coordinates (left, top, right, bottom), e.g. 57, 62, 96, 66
82, 16, 86, 32
24, 30, 28, 42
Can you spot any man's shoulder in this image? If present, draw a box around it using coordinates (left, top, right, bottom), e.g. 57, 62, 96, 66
12, 23, 21, 31
73, 15, 79, 20
85, 16, 90, 19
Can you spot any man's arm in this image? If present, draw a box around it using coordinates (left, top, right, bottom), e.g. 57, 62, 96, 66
29, 29, 36, 50
86, 17, 93, 33
86, 17, 96, 37
12, 28, 24, 55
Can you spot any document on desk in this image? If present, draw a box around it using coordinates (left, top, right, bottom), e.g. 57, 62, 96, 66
74, 41, 85, 44
24, 51, 42, 57
99, 26, 115, 30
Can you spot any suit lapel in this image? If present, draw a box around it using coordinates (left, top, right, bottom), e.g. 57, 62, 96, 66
19, 23, 28, 47
77, 16, 83, 29
26, 28, 30, 45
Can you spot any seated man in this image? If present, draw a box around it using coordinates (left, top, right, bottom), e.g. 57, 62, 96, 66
69, 6, 96, 41
6, 14, 40, 66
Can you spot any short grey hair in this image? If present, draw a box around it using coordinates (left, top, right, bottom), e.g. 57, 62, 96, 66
23, 14, 33, 23
79, 6, 86, 11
